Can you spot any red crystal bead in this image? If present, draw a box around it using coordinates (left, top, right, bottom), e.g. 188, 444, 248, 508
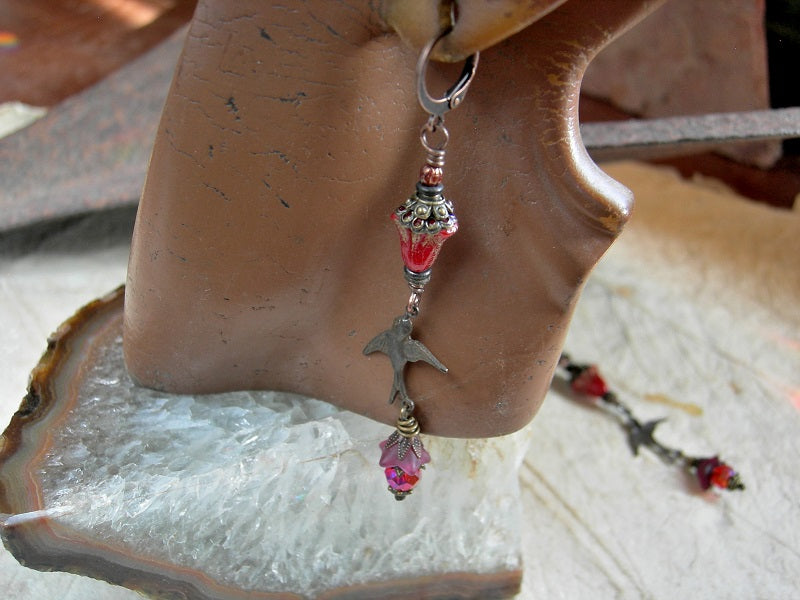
385, 466, 419, 492
571, 365, 608, 397
710, 464, 735, 489
694, 457, 743, 491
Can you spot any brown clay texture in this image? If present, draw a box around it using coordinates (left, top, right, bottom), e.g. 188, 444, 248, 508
124, 0, 663, 437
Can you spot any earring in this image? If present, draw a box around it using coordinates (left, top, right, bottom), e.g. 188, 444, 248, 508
363, 35, 478, 500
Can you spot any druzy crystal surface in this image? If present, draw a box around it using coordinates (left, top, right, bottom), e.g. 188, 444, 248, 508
1, 294, 530, 598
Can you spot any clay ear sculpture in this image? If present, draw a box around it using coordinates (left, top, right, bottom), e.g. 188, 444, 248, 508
123, 0, 665, 438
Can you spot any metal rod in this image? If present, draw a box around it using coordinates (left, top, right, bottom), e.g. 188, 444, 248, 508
582, 107, 800, 160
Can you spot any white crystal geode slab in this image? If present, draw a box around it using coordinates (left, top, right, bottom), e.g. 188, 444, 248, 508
0, 289, 530, 599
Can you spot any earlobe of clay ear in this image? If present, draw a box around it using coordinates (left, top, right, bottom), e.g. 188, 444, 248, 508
377, 0, 449, 55
378, 0, 568, 62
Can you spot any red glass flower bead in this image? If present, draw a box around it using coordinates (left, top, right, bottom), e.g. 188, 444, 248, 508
392, 219, 457, 273
392, 182, 458, 274
570, 365, 609, 397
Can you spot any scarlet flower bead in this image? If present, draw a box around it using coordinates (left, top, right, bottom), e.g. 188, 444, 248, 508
570, 365, 609, 397
392, 192, 458, 274
392, 220, 457, 273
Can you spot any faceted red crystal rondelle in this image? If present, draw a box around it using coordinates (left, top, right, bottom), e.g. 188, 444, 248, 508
694, 456, 743, 491
571, 365, 608, 397
385, 466, 419, 492
709, 464, 736, 489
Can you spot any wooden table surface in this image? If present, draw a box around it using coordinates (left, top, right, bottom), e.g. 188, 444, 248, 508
0, 0, 196, 106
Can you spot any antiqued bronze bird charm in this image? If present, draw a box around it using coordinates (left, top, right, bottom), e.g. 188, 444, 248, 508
362, 315, 447, 404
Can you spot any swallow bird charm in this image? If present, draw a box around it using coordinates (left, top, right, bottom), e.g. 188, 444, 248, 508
363, 315, 447, 405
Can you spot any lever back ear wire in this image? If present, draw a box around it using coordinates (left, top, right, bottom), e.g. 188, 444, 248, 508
363, 33, 478, 500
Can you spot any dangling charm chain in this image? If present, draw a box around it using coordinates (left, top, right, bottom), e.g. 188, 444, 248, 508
559, 354, 745, 493
364, 35, 478, 500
